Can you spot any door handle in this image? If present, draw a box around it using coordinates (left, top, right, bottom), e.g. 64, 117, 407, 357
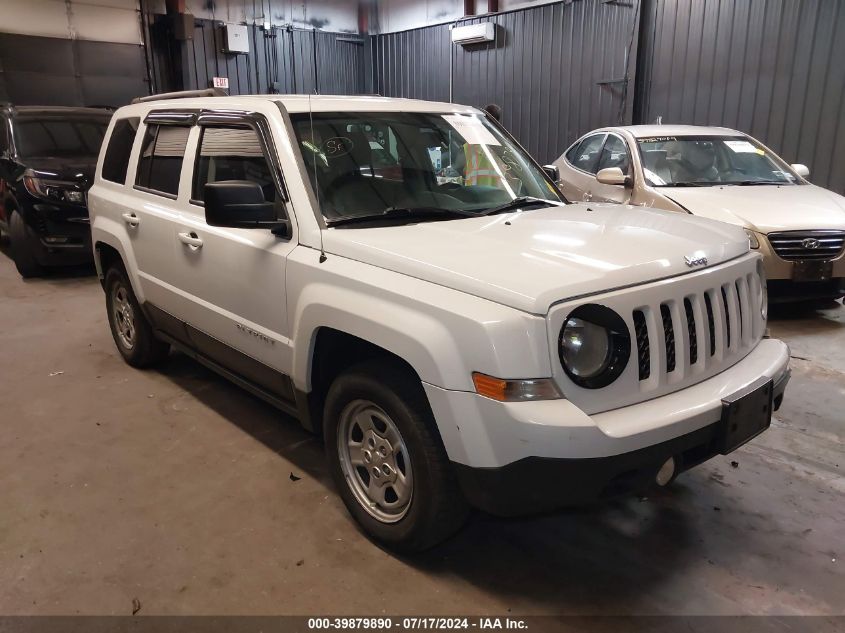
177, 232, 203, 249
122, 212, 140, 227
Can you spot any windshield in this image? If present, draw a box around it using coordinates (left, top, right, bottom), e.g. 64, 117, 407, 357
290, 111, 562, 222
13, 116, 109, 158
636, 135, 801, 187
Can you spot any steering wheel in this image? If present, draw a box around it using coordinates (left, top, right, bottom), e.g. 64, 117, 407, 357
324, 172, 364, 202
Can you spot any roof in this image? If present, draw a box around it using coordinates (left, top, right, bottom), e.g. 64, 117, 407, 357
114, 94, 478, 116
610, 124, 745, 138
277, 94, 477, 114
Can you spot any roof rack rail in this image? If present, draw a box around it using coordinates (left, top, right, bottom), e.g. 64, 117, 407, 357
131, 88, 228, 104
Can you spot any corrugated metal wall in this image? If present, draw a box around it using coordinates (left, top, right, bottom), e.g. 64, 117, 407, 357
637, 0, 845, 194
141, 0, 845, 196
373, 1, 641, 164
150, 17, 369, 96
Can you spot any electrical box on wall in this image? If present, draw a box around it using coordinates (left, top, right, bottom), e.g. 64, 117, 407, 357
222, 23, 249, 54
171, 13, 195, 41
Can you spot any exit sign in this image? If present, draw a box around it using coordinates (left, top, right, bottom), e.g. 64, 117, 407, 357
212, 76, 229, 89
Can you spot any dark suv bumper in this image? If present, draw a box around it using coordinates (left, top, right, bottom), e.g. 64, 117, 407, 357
453, 369, 790, 517
27, 204, 93, 266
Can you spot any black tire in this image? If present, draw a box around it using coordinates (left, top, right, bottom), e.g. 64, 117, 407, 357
324, 359, 469, 552
9, 210, 45, 278
104, 264, 170, 368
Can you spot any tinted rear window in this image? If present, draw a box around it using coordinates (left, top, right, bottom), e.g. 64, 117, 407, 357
101, 118, 140, 184
135, 124, 190, 196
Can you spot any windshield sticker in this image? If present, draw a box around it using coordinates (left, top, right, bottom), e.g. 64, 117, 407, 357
323, 136, 353, 157
442, 114, 501, 146
640, 136, 677, 143
500, 150, 523, 173
724, 140, 762, 154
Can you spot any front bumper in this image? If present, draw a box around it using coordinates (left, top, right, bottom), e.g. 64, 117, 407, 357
26, 204, 93, 266
757, 237, 845, 300
424, 338, 790, 515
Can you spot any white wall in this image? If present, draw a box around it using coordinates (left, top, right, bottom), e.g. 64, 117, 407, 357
375, 0, 568, 33
0, 0, 142, 44
147, 0, 360, 33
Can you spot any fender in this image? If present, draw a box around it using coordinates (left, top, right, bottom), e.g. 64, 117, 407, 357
91, 216, 145, 303
292, 283, 465, 392
287, 251, 552, 394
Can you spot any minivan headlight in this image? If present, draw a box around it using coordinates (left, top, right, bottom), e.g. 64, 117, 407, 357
559, 304, 630, 389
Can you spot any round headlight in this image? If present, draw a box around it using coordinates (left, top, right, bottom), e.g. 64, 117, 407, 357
560, 318, 611, 378
559, 304, 630, 389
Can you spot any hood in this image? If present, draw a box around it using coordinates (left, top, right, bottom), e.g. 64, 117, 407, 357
23, 156, 97, 189
662, 184, 845, 234
323, 203, 749, 314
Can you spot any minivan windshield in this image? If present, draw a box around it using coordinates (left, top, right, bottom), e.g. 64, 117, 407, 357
290, 111, 563, 223
636, 135, 801, 187
13, 116, 109, 158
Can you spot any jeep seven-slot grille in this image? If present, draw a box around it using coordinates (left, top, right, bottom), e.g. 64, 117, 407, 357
768, 230, 845, 261
633, 310, 650, 380
683, 298, 697, 365
660, 304, 676, 373
720, 286, 731, 349
704, 293, 716, 356
632, 272, 758, 384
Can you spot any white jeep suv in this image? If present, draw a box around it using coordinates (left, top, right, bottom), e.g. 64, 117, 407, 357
88, 92, 790, 551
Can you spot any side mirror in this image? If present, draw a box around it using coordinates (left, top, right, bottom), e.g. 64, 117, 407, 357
543, 164, 559, 182
204, 181, 288, 235
791, 163, 810, 178
596, 167, 631, 187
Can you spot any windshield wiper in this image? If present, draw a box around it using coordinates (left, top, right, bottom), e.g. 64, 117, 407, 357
326, 206, 474, 227
477, 196, 563, 216
729, 180, 787, 186
660, 182, 713, 187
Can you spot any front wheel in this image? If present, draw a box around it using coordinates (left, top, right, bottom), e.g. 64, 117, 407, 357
104, 264, 170, 367
324, 360, 468, 552
9, 211, 45, 278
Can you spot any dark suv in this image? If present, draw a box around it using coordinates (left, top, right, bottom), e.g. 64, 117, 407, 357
0, 105, 112, 277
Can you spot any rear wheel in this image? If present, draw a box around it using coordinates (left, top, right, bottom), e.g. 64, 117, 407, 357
104, 264, 169, 367
9, 210, 45, 278
324, 359, 468, 552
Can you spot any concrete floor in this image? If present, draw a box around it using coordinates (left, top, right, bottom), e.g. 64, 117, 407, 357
0, 249, 843, 617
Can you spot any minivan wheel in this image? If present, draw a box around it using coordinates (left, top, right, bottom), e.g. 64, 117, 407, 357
324, 359, 469, 552
9, 211, 45, 278
104, 264, 170, 367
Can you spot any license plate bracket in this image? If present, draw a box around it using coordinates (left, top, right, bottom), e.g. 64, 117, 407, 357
792, 259, 833, 281
718, 378, 774, 454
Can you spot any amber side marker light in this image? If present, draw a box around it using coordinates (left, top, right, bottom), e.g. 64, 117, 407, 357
472, 372, 563, 402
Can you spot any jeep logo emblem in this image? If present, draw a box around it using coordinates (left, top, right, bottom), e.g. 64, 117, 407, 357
802, 237, 821, 249
684, 255, 708, 267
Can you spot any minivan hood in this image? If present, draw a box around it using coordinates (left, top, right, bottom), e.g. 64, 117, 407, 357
323, 203, 749, 314
663, 184, 845, 234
